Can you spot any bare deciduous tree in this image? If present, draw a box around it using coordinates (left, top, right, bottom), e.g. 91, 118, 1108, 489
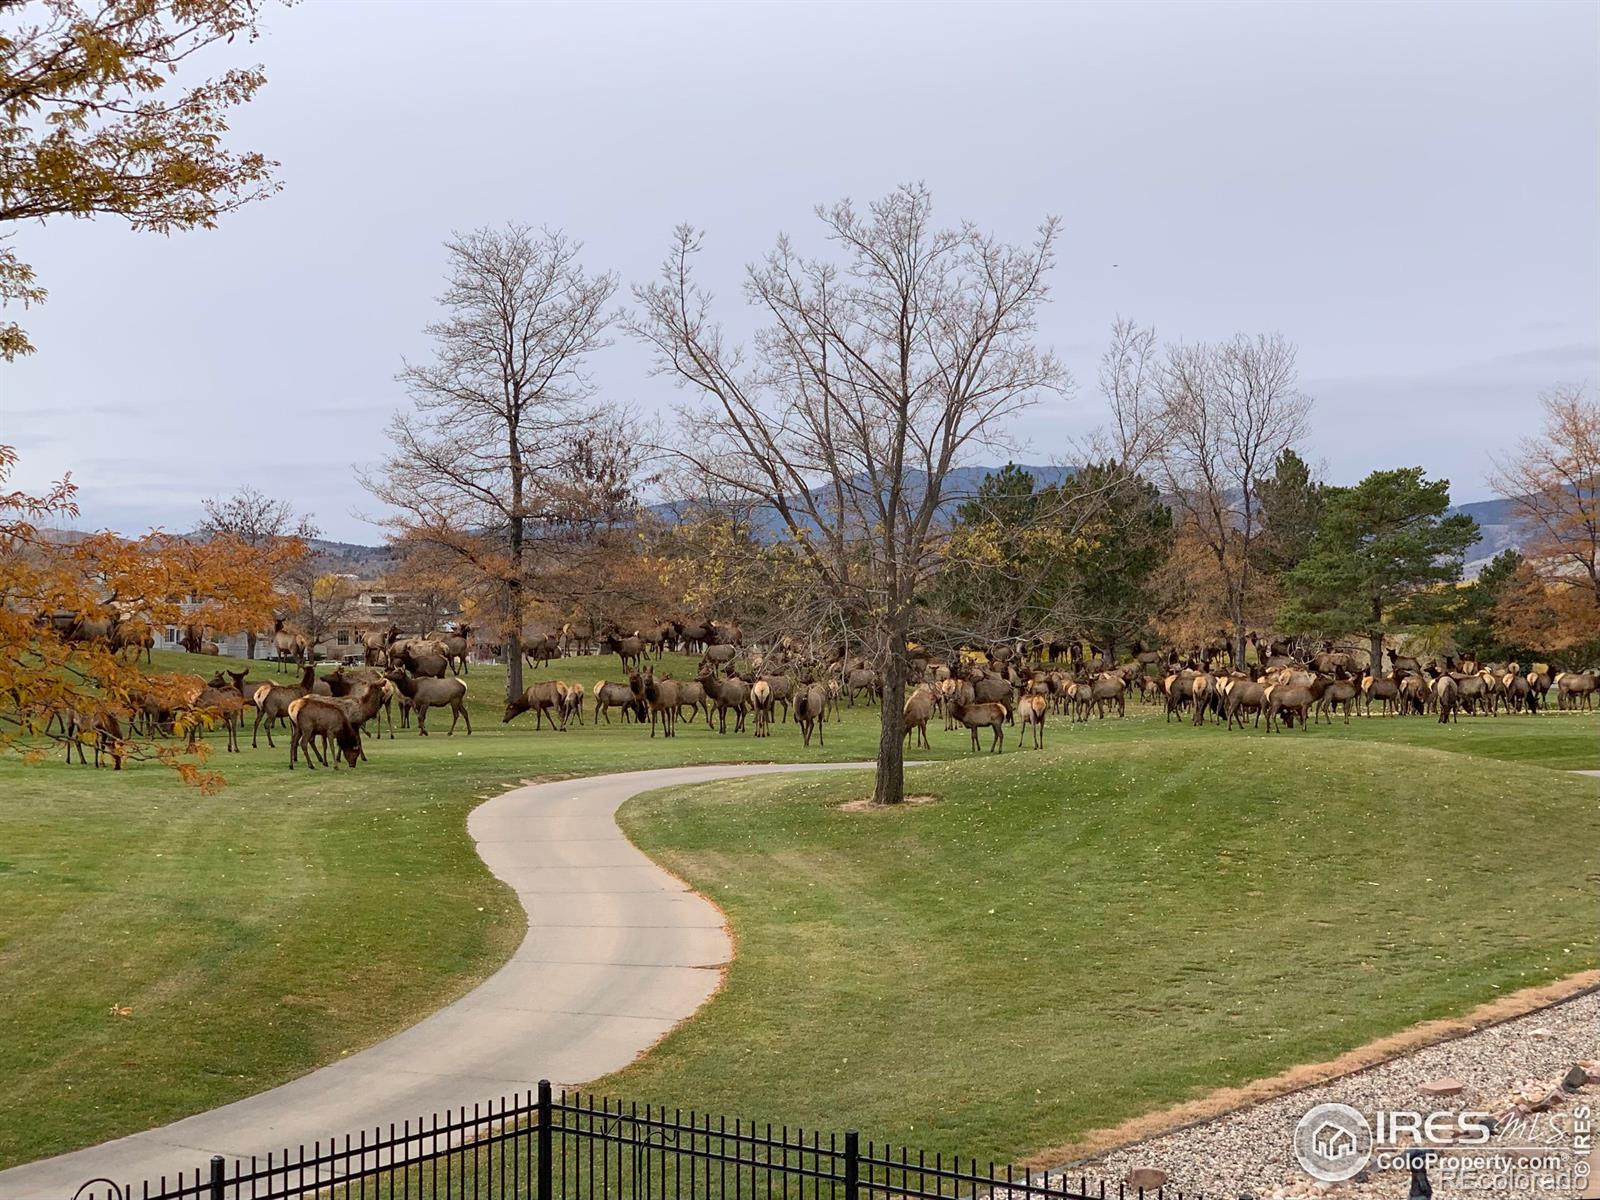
1109, 323, 1311, 664
363, 224, 634, 704
198, 485, 319, 657
1490, 383, 1600, 604
629, 184, 1065, 804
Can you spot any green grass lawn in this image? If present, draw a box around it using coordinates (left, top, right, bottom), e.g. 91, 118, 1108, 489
1, 647, 1596, 1168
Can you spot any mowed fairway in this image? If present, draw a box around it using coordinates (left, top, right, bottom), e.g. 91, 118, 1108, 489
607, 717, 1600, 1161
2, 650, 1597, 1169
0, 648, 955, 1166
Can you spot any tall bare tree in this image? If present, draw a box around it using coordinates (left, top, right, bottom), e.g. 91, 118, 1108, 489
198, 485, 319, 658
1108, 323, 1311, 665
1490, 384, 1600, 605
629, 184, 1064, 804
364, 224, 631, 704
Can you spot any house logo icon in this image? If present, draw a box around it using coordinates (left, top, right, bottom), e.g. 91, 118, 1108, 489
1293, 1103, 1373, 1182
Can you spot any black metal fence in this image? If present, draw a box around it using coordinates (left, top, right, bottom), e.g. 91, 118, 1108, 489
74, 1082, 1201, 1200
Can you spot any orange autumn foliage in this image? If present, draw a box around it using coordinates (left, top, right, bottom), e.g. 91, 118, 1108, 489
0, 445, 299, 785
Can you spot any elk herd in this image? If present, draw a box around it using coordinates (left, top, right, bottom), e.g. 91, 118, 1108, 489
34, 620, 478, 772
29, 602, 1600, 774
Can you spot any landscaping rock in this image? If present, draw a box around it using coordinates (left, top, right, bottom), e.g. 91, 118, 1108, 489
1565, 1065, 1589, 1091
1418, 1075, 1464, 1097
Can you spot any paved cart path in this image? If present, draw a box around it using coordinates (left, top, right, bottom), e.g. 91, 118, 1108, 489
0, 762, 876, 1200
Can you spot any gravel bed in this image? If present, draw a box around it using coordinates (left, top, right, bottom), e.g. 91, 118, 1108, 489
1062, 990, 1599, 1200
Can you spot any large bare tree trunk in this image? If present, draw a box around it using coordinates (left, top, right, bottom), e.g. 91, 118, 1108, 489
505, 512, 525, 706
873, 626, 908, 805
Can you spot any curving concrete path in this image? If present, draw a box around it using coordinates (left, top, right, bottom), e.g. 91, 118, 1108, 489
0, 762, 875, 1200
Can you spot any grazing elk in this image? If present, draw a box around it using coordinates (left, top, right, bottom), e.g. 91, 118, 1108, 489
65, 707, 127, 769
503, 680, 567, 730
1556, 670, 1598, 711
286, 697, 364, 770
592, 680, 645, 723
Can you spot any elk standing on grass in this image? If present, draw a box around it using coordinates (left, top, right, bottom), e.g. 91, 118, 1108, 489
502, 680, 567, 730
1017, 692, 1047, 749
286, 697, 363, 769
251, 665, 322, 748
903, 683, 935, 749
388, 671, 472, 735
592, 680, 645, 723
950, 696, 1007, 753
795, 682, 828, 747
698, 667, 750, 734
642, 669, 681, 738
750, 679, 774, 737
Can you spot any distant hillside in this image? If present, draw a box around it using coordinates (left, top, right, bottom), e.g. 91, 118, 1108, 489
1448, 497, 1525, 576
58, 469, 1521, 579
651, 463, 1079, 537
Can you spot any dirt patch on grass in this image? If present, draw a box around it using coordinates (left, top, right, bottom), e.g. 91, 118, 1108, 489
1028, 968, 1600, 1167
837, 793, 939, 812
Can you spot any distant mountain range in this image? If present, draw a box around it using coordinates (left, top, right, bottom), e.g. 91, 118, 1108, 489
49, 466, 1522, 579
652, 464, 1522, 576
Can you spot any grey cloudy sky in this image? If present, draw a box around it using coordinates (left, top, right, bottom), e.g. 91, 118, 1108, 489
3, 0, 1596, 542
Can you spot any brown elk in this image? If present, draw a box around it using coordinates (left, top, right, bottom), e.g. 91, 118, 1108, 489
950, 696, 1007, 753
524, 630, 562, 668
503, 680, 567, 730
674, 678, 712, 727
65, 706, 127, 769
701, 643, 738, 669
903, 683, 935, 749
1223, 677, 1267, 729
387, 671, 471, 735
1016, 692, 1047, 749
698, 666, 750, 733
111, 620, 154, 664
592, 680, 646, 723
1316, 672, 1360, 724
1432, 668, 1460, 723
272, 619, 305, 671
419, 626, 470, 676
186, 683, 244, 752
1556, 670, 1598, 711
642, 669, 681, 738
600, 631, 645, 671
750, 679, 774, 737
251, 665, 321, 748
558, 681, 585, 726
1088, 673, 1127, 718
286, 697, 364, 769
795, 682, 828, 747
1263, 679, 1317, 732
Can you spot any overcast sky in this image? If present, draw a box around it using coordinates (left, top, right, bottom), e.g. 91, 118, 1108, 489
3, 0, 1596, 542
